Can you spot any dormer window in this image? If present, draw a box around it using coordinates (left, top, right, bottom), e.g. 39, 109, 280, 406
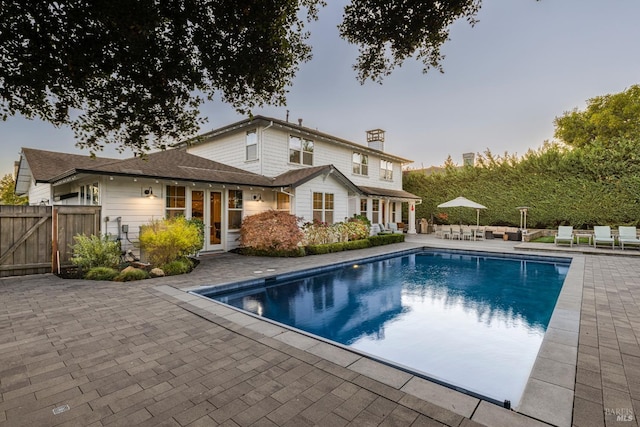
289, 135, 313, 165
352, 152, 368, 176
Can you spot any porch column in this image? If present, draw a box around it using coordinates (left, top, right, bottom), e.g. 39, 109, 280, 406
407, 201, 416, 234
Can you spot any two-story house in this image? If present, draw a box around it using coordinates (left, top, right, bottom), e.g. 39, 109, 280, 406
15, 116, 420, 253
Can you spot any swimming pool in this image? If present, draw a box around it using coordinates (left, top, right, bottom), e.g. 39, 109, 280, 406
195, 249, 570, 407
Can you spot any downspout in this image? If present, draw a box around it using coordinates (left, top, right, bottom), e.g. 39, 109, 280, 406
260, 121, 274, 176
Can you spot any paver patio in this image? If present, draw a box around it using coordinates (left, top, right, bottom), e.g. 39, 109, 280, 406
0, 235, 639, 426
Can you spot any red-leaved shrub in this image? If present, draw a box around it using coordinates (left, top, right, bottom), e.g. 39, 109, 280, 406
240, 210, 304, 252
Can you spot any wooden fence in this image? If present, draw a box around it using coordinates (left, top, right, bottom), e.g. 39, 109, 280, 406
0, 205, 101, 277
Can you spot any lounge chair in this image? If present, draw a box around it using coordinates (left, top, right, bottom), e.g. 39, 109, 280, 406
593, 226, 615, 249
377, 223, 393, 235
554, 226, 574, 247
386, 223, 404, 234
618, 226, 640, 250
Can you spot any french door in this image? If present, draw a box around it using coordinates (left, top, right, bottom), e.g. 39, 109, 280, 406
207, 191, 223, 251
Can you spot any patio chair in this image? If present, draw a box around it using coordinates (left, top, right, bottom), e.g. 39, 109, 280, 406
593, 226, 615, 249
449, 224, 461, 240
473, 226, 485, 241
434, 224, 444, 238
618, 226, 640, 250
461, 225, 473, 240
554, 226, 574, 247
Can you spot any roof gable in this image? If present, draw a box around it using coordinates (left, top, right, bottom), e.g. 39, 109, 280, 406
184, 115, 413, 165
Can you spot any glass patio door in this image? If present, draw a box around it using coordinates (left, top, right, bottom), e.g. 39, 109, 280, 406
207, 191, 223, 250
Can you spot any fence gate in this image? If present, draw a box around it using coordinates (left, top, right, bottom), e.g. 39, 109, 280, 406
0, 205, 101, 277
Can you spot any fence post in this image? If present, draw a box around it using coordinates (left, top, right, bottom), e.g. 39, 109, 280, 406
52, 207, 58, 274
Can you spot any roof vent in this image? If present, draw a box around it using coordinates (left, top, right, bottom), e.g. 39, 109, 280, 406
366, 129, 385, 151
298, 118, 303, 126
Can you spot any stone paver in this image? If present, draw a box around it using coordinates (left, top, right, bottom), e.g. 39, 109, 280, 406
1, 234, 639, 426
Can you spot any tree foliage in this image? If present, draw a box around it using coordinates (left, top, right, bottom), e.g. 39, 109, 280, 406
404, 140, 640, 230
339, 0, 481, 83
0, 0, 321, 155
1, 0, 509, 153
554, 85, 640, 148
0, 174, 28, 205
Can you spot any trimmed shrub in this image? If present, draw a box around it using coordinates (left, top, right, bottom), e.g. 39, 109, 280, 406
236, 247, 306, 257
368, 234, 405, 246
161, 258, 193, 276
114, 267, 149, 282
343, 239, 372, 250
84, 266, 119, 281
70, 234, 121, 270
240, 210, 304, 252
139, 216, 202, 266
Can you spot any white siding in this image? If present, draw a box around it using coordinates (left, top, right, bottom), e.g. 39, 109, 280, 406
187, 128, 262, 175
101, 179, 165, 242
28, 181, 51, 205
294, 174, 349, 224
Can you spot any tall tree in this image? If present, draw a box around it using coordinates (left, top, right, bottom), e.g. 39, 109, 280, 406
0, 1, 489, 154
554, 85, 640, 148
0, 174, 28, 205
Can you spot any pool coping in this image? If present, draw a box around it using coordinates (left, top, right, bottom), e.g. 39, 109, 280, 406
156, 245, 582, 427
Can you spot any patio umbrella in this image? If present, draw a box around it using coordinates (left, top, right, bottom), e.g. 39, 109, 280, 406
437, 196, 487, 227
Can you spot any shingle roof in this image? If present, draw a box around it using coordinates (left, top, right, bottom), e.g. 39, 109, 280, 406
20, 148, 120, 182
19, 148, 420, 201
358, 186, 421, 200
21, 148, 275, 187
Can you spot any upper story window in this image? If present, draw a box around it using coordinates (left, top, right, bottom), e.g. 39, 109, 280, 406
352, 152, 368, 176
289, 135, 313, 165
380, 160, 393, 181
246, 130, 257, 161
166, 185, 186, 218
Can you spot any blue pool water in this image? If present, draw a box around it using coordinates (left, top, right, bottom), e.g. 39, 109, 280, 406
198, 249, 570, 407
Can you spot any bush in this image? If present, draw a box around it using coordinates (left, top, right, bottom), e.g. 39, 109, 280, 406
240, 210, 304, 252
368, 234, 405, 246
84, 266, 119, 281
70, 234, 121, 270
161, 258, 193, 276
114, 267, 149, 282
235, 247, 306, 257
139, 217, 202, 266
343, 239, 372, 250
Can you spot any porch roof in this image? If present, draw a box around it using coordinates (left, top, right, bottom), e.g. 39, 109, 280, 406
358, 185, 421, 201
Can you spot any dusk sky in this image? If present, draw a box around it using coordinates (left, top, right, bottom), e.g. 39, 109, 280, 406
2, 0, 639, 176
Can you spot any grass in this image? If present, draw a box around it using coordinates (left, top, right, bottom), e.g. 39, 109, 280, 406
532, 235, 592, 245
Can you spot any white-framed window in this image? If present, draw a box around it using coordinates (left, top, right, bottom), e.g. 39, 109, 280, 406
360, 198, 367, 217
380, 160, 393, 181
246, 130, 257, 161
166, 185, 186, 218
228, 190, 243, 230
313, 192, 334, 224
352, 152, 368, 176
276, 193, 290, 211
289, 135, 313, 165
390, 202, 397, 223
371, 199, 380, 224
79, 182, 99, 205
